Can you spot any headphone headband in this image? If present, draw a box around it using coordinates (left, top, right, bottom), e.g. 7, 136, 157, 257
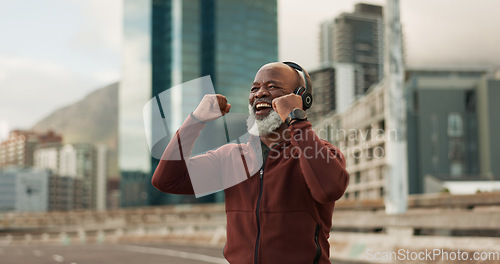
282, 61, 310, 92
282, 61, 313, 110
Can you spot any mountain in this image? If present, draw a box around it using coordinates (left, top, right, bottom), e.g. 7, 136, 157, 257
32, 82, 119, 178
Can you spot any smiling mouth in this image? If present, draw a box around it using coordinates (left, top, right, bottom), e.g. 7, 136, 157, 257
254, 102, 272, 115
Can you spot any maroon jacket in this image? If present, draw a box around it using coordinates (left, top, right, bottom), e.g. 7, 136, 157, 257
152, 116, 349, 264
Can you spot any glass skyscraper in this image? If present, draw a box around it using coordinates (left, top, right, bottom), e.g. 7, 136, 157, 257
120, 0, 278, 206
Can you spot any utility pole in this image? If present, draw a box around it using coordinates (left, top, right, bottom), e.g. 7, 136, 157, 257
384, 0, 408, 214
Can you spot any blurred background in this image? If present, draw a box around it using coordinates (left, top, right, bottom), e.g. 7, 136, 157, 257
1, 0, 499, 263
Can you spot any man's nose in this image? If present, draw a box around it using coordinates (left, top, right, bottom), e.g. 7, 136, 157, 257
255, 87, 270, 98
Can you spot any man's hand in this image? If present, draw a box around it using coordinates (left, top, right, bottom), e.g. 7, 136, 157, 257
272, 94, 303, 122
192, 94, 231, 122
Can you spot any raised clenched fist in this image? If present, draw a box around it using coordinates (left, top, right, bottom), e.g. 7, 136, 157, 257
192, 94, 231, 122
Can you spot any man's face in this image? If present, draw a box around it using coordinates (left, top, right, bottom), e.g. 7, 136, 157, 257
249, 63, 299, 120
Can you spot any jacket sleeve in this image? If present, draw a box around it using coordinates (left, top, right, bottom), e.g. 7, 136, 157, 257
151, 115, 220, 195
289, 120, 349, 203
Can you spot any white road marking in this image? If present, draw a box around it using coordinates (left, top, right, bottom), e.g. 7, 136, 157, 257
121, 245, 228, 264
53, 254, 64, 262
33, 249, 43, 257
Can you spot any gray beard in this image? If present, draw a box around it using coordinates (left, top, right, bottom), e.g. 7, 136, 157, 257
246, 104, 283, 136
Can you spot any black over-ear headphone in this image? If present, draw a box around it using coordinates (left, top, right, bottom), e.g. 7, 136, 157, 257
282, 61, 313, 110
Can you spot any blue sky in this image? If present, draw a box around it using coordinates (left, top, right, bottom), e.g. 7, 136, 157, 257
1, 0, 499, 140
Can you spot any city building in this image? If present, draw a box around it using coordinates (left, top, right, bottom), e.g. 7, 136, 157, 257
34, 142, 62, 174
476, 76, 500, 182
49, 174, 78, 212
308, 63, 364, 123
36, 143, 108, 210
120, 171, 149, 208
0, 129, 108, 211
58, 143, 107, 210
319, 3, 384, 93
0, 167, 49, 212
106, 178, 120, 210
0, 168, 17, 211
0, 167, 86, 212
96, 144, 108, 211
0, 130, 62, 168
406, 67, 499, 193
120, 0, 278, 206
310, 3, 384, 124
314, 67, 499, 200
314, 83, 386, 200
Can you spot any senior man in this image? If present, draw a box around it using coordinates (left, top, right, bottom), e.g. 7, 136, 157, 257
152, 62, 349, 264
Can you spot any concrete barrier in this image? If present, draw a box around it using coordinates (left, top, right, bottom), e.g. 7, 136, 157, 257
1, 194, 500, 263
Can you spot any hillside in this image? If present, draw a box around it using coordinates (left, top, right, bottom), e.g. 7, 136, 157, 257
32, 82, 119, 178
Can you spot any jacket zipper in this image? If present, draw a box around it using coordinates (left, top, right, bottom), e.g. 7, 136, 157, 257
254, 169, 264, 264
253, 142, 282, 264
313, 224, 321, 264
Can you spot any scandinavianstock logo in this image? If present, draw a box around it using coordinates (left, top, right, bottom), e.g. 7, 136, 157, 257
143, 76, 263, 198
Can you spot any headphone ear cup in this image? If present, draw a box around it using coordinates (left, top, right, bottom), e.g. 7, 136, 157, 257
302, 92, 313, 110
293, 86, 313, 110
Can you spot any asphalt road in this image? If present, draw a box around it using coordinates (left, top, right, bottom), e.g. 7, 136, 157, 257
0, 243, 366, 264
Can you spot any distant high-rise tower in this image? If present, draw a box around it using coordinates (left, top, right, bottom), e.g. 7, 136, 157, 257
120, 0, 278, 206
319, 3, 384, 93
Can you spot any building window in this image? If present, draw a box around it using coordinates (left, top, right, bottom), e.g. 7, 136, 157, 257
465, 91, 476, 112
367, 147, 373, 161
431, 114, 439, 170
413, 91, 419, 111
378, 120, 385, 134
355, 171, 361, 184
450, 162, 463, 178
448, 139, 464, 160
353, 130, 359, 145
447, 113, 463, 137
374, 144, 385, 158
